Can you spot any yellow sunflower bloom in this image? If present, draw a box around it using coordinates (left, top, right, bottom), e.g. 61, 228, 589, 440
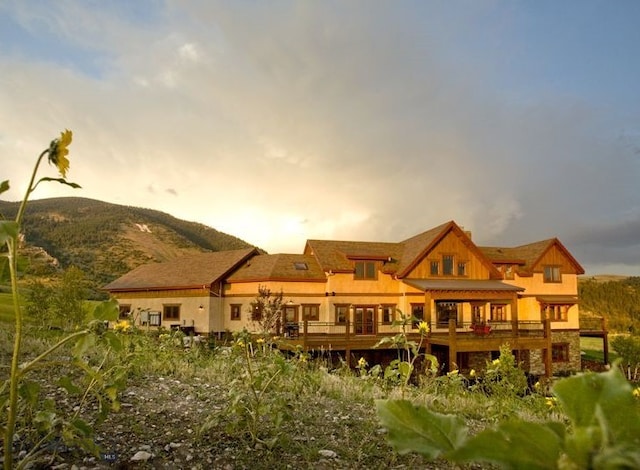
48, 129, 72, 178
418, 321, 430, 335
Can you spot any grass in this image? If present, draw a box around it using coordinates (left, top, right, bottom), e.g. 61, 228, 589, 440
580, 336, 618, 363
0, 292, 15, 323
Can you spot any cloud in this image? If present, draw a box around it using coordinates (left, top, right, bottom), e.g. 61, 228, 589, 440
1, 1, 639, 275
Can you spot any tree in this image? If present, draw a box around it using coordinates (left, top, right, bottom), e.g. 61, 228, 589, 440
250, 285, 284, 336
52, 266, 89, 329
24, 279, 55, 328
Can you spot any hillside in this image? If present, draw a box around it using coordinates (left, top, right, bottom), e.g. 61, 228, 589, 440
579, 275, 640, 332
0, 197, 258, 293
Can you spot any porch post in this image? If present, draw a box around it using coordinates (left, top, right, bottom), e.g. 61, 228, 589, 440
543, 318, 552, 378
602, 317, 609, 365
511, 293, 519, 337
303, 319, 308, 352
448, 318, 457, 372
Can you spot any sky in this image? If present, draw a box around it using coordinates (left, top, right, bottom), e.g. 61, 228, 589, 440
1, 1, 640, 276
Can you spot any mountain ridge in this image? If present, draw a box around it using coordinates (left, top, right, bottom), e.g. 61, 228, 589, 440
0, 197, 259, 294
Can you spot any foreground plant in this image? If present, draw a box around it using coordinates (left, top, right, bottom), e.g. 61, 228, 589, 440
374, 311, 437, 395
0, 131, 121, 469
377, 365, 640, 469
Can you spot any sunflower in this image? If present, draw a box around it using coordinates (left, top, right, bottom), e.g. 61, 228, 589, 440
48, 129, 72, 178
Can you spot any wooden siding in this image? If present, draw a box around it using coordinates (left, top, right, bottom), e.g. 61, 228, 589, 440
533, 244, 580, 274
408, 231, 492, 279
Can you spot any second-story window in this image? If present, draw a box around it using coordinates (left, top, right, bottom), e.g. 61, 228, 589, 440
354, 261, 376, 280
457, 261, 467, 276
543, 266, 561, 283
302, 304, 320, 321
430, 261, 439, 275
443, 255, 454, 275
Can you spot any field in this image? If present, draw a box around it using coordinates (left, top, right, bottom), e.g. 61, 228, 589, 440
0, 303, 635, 469
580, 336, 618, 363
0, 292, 15, 323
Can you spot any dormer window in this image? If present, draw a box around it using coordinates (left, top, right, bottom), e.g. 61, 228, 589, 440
294, 262, 308, 270
354, 260, 376, 280
543, 266, 561, 283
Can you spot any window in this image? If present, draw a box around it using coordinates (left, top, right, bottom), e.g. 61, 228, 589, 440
471, 304, 485, 324
543, 304, 569, 322
335, 305, 349, 324
552, 343, 570, 362
294, 262, 308, 270
354, 261, 376, 280
230, 304, 241, 321
504, 265, 515, 280
457, 261, 467, 276
163, 304, 180, 321
381, 305, 395, 324
302, 304, 320, 321
443, 255, 454, 275
436, 301, 460, 327
430, 261, 439, 276
411, 303, 424, 329
543, 265, 561, 283
118, 304, 131, 319
251, 304, 263, 321
149, 311, 161, 326
490, 304, 507, 321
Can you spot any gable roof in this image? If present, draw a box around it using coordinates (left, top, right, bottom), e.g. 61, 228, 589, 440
226, 253, 326, 282
480, 238, 585, 275
103, 248, 258, 291
306, 221, 502, 279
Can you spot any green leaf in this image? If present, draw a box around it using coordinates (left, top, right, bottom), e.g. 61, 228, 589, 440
0, 220, 19, 245
552, 365, 640, 443
58, 375, 82, 395
90, 298, 120, 322
451, 421, 562, 470
34, 410, 57, 432
0, 180, 9, 195
38, 177, 82, 189
101, 330, 124, 352
376, 399, 467, 459
18, 380, 41, 406
71, 417, 94, 437
72, 332, 94, 358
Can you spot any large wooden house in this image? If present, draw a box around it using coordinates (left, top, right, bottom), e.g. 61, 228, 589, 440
103, 221, 588, 376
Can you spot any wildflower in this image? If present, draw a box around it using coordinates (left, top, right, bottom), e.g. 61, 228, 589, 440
48, 129, 72, 178
447, 369, 459, 377
418, 321, 430, 335
546, 397, 557, 408
534, 381, 541, 390
113, 320, 130, 332
256, 338, 265, 344
633, 387, 640, 398
469, 369, 476, 378
492, 358, 500, 366
236, 340, 245, 348
357, 357, 367, 369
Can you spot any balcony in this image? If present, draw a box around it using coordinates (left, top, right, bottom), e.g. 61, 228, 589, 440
278, 318, 551, 353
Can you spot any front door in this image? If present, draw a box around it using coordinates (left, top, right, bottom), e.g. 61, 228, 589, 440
354, 306, 376, 335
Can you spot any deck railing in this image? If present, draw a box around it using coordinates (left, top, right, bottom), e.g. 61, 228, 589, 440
280, 319, 547, 341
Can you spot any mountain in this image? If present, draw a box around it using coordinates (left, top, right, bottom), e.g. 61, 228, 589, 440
578, 275, 640, 332
0, 197, 259, 294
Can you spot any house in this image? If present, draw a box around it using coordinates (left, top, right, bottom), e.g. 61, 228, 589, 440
103, 220, 589, 377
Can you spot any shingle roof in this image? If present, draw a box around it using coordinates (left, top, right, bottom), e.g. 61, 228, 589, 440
304, 239, 404, 274
480, 238, 584, 275
226, 253, 326, 282
103, 248, 258, 291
